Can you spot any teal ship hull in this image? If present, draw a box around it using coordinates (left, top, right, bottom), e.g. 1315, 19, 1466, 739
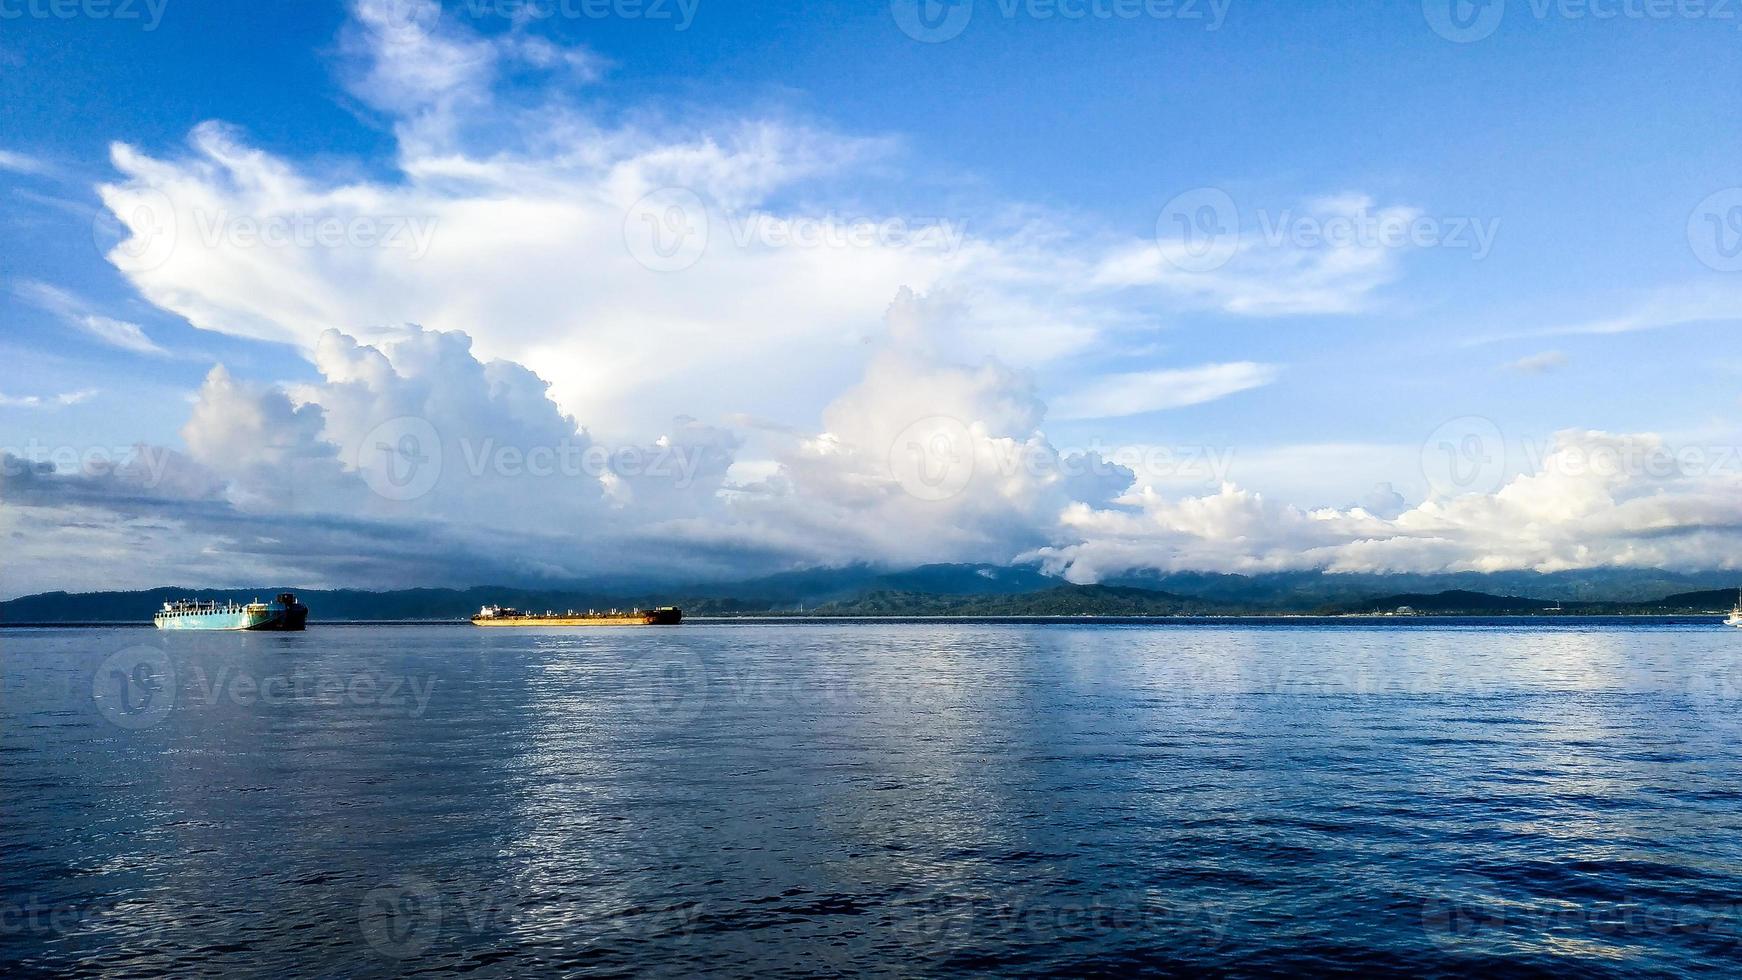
154, 593, 309, 631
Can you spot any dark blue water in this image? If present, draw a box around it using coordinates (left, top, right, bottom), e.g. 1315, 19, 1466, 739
6, 621, 1742, 976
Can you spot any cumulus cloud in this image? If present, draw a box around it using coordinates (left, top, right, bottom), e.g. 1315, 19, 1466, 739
89, 1, 1449, 441
1357, 482, 1410, 520
720, 294, 1135, 568
1, 323, 745, 592
181, 365, 353, 509
9, 309, 1742, 593
1029, 430, 1742, 583
1, 304, 1127, 590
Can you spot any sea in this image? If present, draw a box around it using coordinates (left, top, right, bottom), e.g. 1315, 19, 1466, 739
5, 619, 1742, 977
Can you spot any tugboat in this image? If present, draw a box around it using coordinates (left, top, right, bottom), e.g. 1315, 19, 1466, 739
471, 604, 681, 626
154, 593, 309, 631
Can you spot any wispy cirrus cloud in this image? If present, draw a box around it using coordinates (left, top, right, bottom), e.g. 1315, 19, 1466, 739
0, 149, 55, 177
1092, 194, 1437, 316
1542, 283, 1742, 337
0, 389, 97, 409
14, 280, 169, 357
1470, 281, 1742, 348
1050, 361, 1279, 420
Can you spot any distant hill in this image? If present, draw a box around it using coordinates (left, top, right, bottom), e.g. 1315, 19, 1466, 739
805, 586, 1738, 618
1653, 589, 1742, 611
804, 585, 1233, 617
1324, 590, 1557, 615
3, 567, 1737, 623
1322, 588, 1740, 617
1102, 568, 1742, 607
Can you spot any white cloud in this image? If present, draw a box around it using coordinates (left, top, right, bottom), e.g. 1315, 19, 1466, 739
723, 295, 1134, 567
2, 322, 737, 591
1051, 361, 1278, 420
1029, 430, 1742, 583
0, 303, 1133, 589
9, 312, 1742, 592
90, 2, 1449, 441
0, 149, 53, 176
0, 389, 95, 409
1546, 283, 1742, 336
1092, 195, 1423, 316
77, 315, 168, 356
14, 280, 168, 356
1472, 281, 1742, 347
1183, 441, 1427, 508
95, 113, 978, 435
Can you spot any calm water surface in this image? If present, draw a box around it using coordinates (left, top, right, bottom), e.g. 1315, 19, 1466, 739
5, 620, 1742, 976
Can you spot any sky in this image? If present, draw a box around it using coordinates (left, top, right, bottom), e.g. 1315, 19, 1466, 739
3, 0, 1742, 596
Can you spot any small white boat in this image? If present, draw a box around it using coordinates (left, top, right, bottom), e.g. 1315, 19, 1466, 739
1728, 603, 1742, 628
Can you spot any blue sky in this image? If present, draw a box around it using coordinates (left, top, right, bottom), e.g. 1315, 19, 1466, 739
4, 0, 1742, 594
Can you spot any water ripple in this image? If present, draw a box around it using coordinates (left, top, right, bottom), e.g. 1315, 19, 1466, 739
5, 621, 1742, 976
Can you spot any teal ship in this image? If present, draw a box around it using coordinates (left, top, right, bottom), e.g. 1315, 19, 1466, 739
153, 593, 309, 631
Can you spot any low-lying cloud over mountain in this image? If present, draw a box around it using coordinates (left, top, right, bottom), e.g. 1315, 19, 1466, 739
8, 302, 1742, 596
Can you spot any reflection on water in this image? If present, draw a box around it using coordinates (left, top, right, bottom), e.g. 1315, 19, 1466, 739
5, 621, 1742, 975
